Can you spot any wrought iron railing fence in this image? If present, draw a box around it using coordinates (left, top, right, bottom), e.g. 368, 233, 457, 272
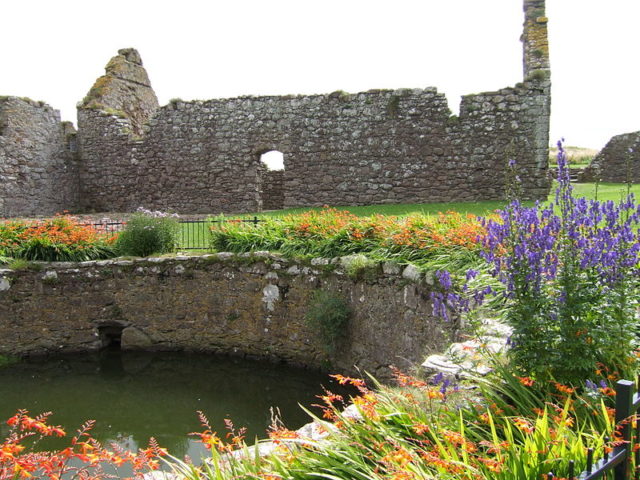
81, 217, 264, 250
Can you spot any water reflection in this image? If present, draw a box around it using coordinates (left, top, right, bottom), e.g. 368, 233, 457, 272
0, 351, 351, 461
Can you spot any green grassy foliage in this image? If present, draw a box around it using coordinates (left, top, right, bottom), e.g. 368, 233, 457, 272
170, 367, 617, 480
115, 213, 179, 257
217, 183, 639, 224
0, 217, 116, 262
305, 290, 351, 354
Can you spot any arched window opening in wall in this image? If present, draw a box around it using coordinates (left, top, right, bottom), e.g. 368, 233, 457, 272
258, 150, 285, 211
260, 150, 284, 171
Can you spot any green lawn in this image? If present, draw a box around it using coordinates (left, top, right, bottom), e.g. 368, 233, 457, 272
252, 182, 640, 218
254, 200, 510, 218
571, 182, 640, 202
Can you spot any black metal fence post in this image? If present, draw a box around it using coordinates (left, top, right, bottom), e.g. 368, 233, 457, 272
548, 377, 639, 480
614, 380, 635, 480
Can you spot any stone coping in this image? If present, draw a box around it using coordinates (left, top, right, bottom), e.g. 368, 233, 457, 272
0, 252, 435, 286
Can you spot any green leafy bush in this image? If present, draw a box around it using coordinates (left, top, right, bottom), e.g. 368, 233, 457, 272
305, 290, 351, 354
114, 208, 179, 257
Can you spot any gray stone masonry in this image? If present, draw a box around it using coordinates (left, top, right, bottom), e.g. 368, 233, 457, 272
76, 81, 551, 214
0, 97, 78, 217
579, 131, 640, 183
78, 48, 159, 137
261, 168, 284, 210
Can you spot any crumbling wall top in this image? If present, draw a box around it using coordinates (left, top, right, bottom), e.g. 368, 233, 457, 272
78, 48, 158, 136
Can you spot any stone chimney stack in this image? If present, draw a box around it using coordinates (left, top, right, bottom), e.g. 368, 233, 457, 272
522, 0, 551, 82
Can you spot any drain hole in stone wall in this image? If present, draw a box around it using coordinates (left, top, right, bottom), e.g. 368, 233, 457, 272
98, 325, 125, 350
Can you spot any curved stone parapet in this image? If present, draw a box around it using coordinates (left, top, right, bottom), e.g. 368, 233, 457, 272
0, 254, 458, 379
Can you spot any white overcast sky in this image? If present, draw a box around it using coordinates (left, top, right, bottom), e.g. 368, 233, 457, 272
1, 0, 638, 150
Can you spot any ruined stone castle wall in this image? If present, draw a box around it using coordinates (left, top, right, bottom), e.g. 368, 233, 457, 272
0, 97, 79, 217
579, 131, 640, 183
77, 82, 550, 214
3, 1, 552, 217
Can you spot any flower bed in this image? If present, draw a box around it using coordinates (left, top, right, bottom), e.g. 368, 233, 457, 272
210, 208, 487, 274
0, 215, 117, 262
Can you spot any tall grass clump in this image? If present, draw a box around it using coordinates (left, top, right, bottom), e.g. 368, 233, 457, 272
115, 207, 180, 257
434, 141, 640, 385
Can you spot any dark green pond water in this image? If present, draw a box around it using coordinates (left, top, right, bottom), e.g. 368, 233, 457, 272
0, 351, 350, 463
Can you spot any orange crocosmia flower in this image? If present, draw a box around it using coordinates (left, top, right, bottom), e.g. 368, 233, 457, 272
268, 427, 299, 444
6, 415, 20, 427
599, 387, 616, 397
479, 440, 510, 454
478, 457, 504, 473
319, 392, 343, 405
390, 472, 415, 480
517, 376, 535, 387
353, 393, 379, 419
513, 418, 534, 434
412, 423, 430, 435
192, 431, 221, 450
442, 430, 465, 446
330, 374, 367, 389
553, 383, 575, 395
426, 389, 444, 400
382, 447, 413, 467
320, 407, 336, 420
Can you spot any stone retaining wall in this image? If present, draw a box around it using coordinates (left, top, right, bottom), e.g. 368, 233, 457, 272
0, 254, 455, 378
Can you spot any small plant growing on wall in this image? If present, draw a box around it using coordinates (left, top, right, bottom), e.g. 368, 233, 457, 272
305, 290, 351, 355
344, 255, 379, 282
114, 207, 179, 257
